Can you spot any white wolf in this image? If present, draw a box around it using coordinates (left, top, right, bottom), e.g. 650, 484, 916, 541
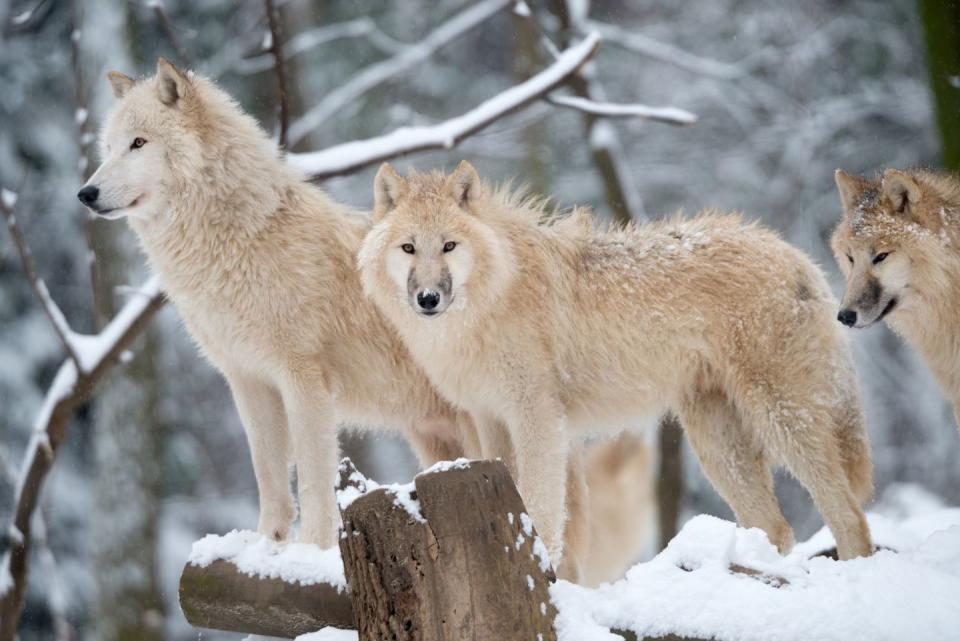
359, 161, 875, 563
77, 60, 646, 582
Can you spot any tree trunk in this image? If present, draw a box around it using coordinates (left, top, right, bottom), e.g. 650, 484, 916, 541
337, 459, 558, 641
919, 0, 960, 172
656, 414, 685, 550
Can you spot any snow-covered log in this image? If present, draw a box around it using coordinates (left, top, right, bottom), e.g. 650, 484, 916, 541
337, 458, 558, 641
286, 33, 601, 179
179, 557, 353, 637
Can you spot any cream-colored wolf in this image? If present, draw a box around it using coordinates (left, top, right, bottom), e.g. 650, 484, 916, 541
359, 161, 875, 562
76, 60, 643, 581
833, 168, 960, 430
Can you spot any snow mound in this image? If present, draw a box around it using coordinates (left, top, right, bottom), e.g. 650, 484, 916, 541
188, 530, 346, 591
296, 629, 358, 641
552, 510, 960, 641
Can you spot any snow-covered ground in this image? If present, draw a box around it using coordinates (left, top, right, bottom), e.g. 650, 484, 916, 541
193, 484, 960, 641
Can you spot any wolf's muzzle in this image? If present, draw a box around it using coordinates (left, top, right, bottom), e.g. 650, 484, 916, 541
77, 185, 99, 207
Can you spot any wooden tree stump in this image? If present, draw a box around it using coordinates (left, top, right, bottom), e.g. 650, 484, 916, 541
337, 458, 558, 641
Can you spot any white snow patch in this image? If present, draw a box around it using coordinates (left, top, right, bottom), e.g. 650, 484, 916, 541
1, 189, 17, 209
74, 108, 88, 126
296, 628, 358, 641
336, 463, 424, 522
11, 10, 32, 25
188, 530, 347, 591
552, 510, 960, 641
420, 457, 471, 475
261, 29, 273, 51
526, 574, 535, 590
512, 0, 531, 17
0, 554, 12, 598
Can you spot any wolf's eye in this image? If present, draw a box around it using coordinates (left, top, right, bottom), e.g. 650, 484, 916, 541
130, 137, 147, 150
443, 241, 457, 253
872, 252, 889, 264
401, 243, 415, 255
847, 254, 854, 264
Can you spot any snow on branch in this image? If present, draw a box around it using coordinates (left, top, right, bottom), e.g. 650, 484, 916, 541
0, 270, 164, 641
287, 0, 514, 146
547, 94, 697, 125
288, 33, 602, 179
585, 20, 743, 80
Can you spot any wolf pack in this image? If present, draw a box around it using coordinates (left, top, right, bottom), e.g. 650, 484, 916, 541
77, 59, 960, 584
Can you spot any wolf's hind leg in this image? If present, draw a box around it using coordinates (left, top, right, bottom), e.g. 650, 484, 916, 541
678, 391, 794, 554
557, 448, 590, 584
737, 386, 872, 560
227, 373, 294, 542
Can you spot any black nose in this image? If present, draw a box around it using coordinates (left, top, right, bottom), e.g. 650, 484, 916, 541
77, 185, 99, 206
417, 290, 440, 310
837, 309, 857, 327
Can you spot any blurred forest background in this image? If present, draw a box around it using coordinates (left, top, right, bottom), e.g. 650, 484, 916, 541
1, 0, 958, 639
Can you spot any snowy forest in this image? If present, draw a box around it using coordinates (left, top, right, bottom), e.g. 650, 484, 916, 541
1, 0, 959, 640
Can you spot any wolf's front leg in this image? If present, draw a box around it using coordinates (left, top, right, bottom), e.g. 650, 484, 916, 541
510, 402, 570, 568
282, 376, 339, 548
226, 373, 294, 541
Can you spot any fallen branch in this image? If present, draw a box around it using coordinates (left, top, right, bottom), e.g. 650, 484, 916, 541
288, 33, 601, 178
0, 274, 164, 641
179, 559, 353, 637
287, 0, 514, 145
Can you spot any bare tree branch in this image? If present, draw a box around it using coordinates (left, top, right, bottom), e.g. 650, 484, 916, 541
287, 0, 514, 146
584, 19, 744, 80
288, 33, 601, 179
1, 194, 83, 370
0, 275, 164, 641
546, 94, 697, 125
262, 0, 290, 149
234, 18, 405, 75
148, 0, 188, 66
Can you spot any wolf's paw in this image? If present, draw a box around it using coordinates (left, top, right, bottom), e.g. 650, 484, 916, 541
258, 502, 296, 542
296, 522, 337, 549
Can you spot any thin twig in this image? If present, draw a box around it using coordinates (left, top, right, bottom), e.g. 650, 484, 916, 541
287, 0, 513, 146
150, 1, 188, 66
0, 193, 83, 371
70, 0, 105, 331
263, 0, 290, 149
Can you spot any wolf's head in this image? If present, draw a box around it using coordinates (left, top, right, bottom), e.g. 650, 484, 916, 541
78, 58, 285, 227
77, 59, 201, 221
831, 168, 954, 329
358, 161, 513, 321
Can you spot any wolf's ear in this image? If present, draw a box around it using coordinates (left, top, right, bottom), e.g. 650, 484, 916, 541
373, 163, 406, 222
156, 58, 189, 106
448, 160, 481, 211
882, 169, 921, 215
834, 169, 870, 217
107, 71, 135, 99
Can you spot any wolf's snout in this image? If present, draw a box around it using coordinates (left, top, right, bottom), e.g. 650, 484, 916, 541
416, 289, 441, 311
837, 309, 857, 327
77, 185, 99, 207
